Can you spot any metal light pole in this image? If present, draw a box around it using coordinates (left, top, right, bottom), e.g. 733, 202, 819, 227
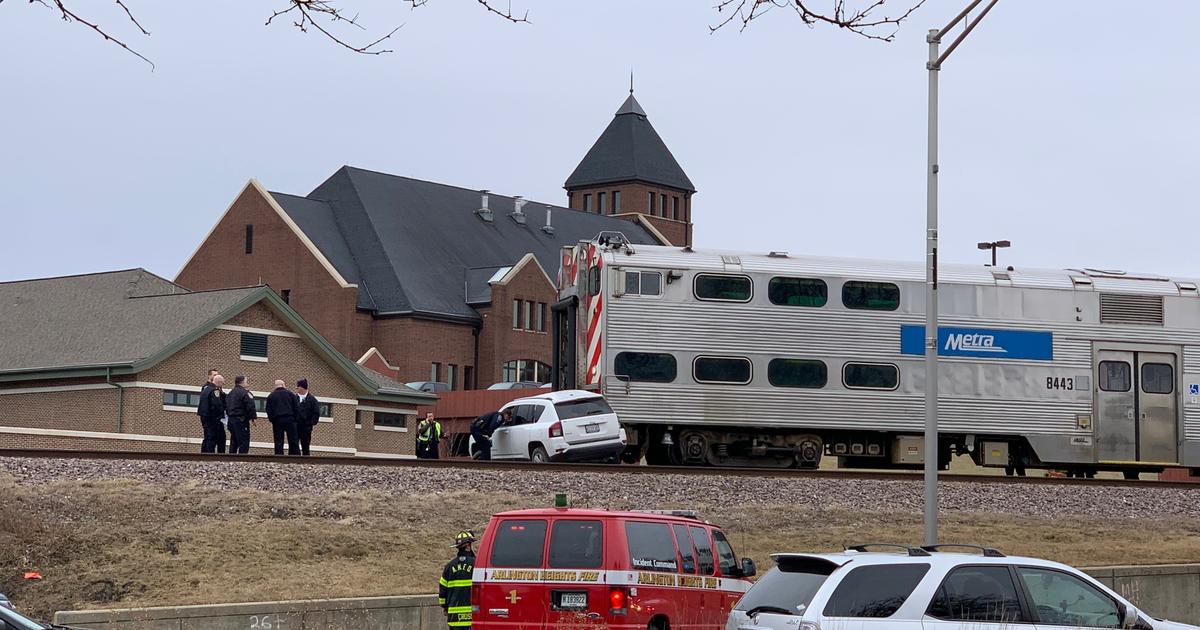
924, 0, 1000, 546
977, 239, 1012, 267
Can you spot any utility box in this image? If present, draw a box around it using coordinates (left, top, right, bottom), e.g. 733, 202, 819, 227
892, 435, 924, 465
980, 441, 1010, 467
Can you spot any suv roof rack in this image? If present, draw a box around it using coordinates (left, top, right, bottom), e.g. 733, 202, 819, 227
920, 544, 1006, 558
632, 509, 703, 521
844, 543, 931, 557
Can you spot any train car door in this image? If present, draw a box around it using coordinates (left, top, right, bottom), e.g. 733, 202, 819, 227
1094, 349, 1179, 463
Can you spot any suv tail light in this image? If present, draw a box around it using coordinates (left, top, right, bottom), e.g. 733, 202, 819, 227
609, 587, 627, 613
549, 421, 563, 438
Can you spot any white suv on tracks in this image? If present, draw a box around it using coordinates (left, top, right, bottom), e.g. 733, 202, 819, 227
473, 390, 625, 463
729, 544, 1197, 630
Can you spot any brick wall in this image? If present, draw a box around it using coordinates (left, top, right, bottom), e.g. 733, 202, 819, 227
371, 317, 477, 389
478, 262, 557, 387
567, 181, 692, 246
353, 401, 418, 457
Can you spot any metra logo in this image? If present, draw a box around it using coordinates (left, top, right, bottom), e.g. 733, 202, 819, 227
944, 333, 1007, 353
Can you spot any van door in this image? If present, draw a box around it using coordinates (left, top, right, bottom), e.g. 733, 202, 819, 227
689, 525, 720, 627
543, 518, 606, 626
1137, 353, 1178, 463
477, 518, 548, 627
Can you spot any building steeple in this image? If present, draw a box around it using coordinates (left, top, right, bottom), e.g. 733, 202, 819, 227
564, 90, 696, 247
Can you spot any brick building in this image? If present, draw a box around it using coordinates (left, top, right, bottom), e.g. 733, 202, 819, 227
0, 269, 433, 457
176, 92, 695, 389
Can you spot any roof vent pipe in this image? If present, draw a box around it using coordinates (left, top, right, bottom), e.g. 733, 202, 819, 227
475, 190, 494, 222
541, 206, 556, 235
510, 195, 527, 225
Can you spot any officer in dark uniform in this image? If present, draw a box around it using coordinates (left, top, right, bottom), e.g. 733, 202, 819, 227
469, 409, 512, 460
439, 531, 476, 629
226, 375, 257, 454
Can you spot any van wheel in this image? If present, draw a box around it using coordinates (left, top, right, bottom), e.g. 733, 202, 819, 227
530, 445, 549, 463
648, 617, 669, 630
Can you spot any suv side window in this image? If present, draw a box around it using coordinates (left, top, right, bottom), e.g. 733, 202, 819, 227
711, 530, 738, 576
823, 564, 931, 618
672, 524, 696, 574
1018, 567, 1122, 629
490, 519, 548, 568
927, 565, 1025, 622
625, 521, 679, 572
523, 404, 545, 424
688, 525, 716, 575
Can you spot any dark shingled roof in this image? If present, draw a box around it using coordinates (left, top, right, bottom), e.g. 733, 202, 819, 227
269, 166, 661, 321
564, 94, 696, 193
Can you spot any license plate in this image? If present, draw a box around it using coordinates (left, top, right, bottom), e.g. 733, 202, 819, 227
584, 423, 601, 434
559, 592, 587, 609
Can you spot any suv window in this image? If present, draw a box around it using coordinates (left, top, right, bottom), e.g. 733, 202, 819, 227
927, 565, 1024, 622
711, 530, 738, 576
672, 524, 696, 574
734, 557, 835, 616
490, 519, 548, 568
548, 520, 603, 569
625, 521, 678, 572
823, 564, 930, 618
689, 525, 715, 575
1018, 567, 1121, 628
555, 397, 613, 420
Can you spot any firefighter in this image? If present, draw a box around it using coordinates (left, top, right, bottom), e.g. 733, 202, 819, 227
439, 530, 476, 628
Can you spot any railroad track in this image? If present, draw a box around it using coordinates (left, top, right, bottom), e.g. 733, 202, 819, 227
3, 447, 1199, 490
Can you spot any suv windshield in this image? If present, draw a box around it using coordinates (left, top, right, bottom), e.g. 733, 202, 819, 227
555, 397, 613, 420
734, 557, 835, 616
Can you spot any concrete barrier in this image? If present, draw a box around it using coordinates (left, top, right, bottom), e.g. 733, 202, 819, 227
52, 564, 1200, 628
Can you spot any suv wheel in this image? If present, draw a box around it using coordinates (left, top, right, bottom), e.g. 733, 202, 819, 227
530, 445, 549, 463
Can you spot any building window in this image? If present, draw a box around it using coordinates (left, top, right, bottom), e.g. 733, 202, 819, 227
317, 402, 332, 417
612, 191, 621, 214
843, 363, 899, 390
280, 289, 291, 304
842, 281, 901, 311
661, 194, 668, 216
615, 352, 676, 383
647, 192, 655, 215
598, 192, 607, 214
768, 359, 827, 389
693, 356, 753, 384
464, 366, 475, 390
503, 359, 551, 383
523, 300, 533, 330
447, 364, 457, 390
583, 194, 593, 213
239, 332, 268, 360
512, 299, 521, 328
374, 412, 408, 428
768, 277, 828, 307
672, 196, 680, 220
431, 362, 441, 382
163, 390, 202, 408
244, 224, 253, 254
694, 274, 753, 302
535, 302, 546, 332
624, 271, 662, 296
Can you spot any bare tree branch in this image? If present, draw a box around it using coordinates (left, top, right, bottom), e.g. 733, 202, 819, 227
265, 0, 401, 55
407, 0, 531, 24
711, 0, 926, 42
6, 0, 156, 67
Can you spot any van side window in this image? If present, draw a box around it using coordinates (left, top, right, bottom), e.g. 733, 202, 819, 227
688, 525, 716, 575
548, 520, 603, 569
490, 519, 548, 568
823, 564, 931, 618
711, 530, 738, 576
625, 521, 679, 572
672, 524, 696, 574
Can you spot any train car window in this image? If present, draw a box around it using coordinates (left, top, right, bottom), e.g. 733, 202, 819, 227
694, 274, 753, 302
927, 565, 1025, 622
1099, 361, 1131, 392
768, 359, 828, 389
842, 281, 900, 311
625, 521, 679, 572
688, 525, 716, 575
1141, 363, 1173, 394
624, 271, 662, 296
588, 266, 601, 296
548, 520, 604, 569
843, 363, 899, 390
615, 352, 677, 383
823, 564, 931, 618
672, 524, 697, 574
768, 277, 828, 307
490, 519, 549, 568
693, 356, 753, 384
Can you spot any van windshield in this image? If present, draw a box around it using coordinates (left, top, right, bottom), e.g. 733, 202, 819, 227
555, 398, 613, 420
734, 558, 836, 616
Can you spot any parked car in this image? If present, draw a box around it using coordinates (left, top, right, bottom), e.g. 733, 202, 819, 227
473, 507, 755, 629
0, 593, 12, 611
485, 381, 545, 390
0, 600, 84, 629
471, 390, 625, 462
403, 381, 451, 393
728, 544, 1194, 630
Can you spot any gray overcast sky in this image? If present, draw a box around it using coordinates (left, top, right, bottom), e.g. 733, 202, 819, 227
2, 1, 1197, 283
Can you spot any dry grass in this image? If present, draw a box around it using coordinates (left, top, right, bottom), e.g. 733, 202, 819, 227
2, 473, 1199, 620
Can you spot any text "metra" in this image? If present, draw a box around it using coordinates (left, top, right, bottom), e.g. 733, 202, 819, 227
944, 333, 1007, 353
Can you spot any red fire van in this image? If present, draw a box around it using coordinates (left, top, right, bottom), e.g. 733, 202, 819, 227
471, 507, 756, 629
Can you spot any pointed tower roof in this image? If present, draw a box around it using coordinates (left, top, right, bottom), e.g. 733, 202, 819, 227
564, 94, 695, 193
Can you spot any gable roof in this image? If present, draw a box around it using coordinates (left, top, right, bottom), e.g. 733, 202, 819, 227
268, 166, 661, 321
564, 94, 696, 193
0, 269, 432, 403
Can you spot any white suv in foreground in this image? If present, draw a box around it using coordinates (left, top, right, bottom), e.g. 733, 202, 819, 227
475, 390, 625, 463
729, 544, 1197, 630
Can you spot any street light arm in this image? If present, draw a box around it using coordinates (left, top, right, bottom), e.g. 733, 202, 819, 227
933, 0, 985, 42
930, 0, 999, 69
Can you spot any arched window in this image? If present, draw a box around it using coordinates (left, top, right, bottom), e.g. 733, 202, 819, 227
502, 359, 551, 383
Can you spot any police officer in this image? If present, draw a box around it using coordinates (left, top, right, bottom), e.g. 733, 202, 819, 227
295, 378, 321, 457
198, 374, 228, 453
439, 531, 476, 629
196, 369, 219, 452
469, 409, 512, 460
416, 412, 443, 459
265, 379, 301, 456
226, 375, 257, 454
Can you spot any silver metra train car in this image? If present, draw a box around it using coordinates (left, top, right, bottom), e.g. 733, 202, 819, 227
552, 234, 1200, 477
